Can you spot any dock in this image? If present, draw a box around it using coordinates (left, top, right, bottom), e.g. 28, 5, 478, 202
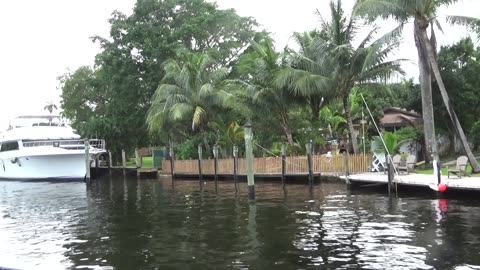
343, 172, 480, 191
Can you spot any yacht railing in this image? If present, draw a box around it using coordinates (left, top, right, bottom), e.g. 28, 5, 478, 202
22, 139, 106, 150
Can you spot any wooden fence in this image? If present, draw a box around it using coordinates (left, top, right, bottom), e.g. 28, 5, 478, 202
162, 154, 371, 175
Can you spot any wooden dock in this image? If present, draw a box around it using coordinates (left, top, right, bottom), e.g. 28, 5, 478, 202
343, 172, 480, 191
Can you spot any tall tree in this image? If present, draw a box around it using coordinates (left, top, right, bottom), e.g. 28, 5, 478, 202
298, 0, 404, 154
146, 51, 229, 151
60, 0, 257, 154
234, 35, 298, 145
355, 0, 480, 171
277, 31, 334, 122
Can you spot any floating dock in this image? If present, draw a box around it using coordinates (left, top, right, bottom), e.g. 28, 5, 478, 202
343, 172, 480, 191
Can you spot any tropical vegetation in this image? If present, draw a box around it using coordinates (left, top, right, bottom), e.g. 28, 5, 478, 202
60, 0, 480, 169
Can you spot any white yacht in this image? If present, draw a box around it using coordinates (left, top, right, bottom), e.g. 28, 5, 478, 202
0, 115, 106, 181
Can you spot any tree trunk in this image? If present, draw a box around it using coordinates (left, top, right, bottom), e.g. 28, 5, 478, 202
414, 21, 438, 166
417, 26, 480, 173
280, 115, 295, 146
343, 93, 358, 154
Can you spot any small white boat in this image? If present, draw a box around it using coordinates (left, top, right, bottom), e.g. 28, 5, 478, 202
0, 115, 106, 181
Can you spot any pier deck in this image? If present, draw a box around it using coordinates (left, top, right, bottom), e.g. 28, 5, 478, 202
343, 172, 480, 191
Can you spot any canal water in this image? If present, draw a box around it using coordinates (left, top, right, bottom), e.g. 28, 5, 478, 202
1, 177, 480, 269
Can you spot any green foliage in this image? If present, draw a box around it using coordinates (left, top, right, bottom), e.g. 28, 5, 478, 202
374, 131, 399, 155
395, 127, 423, 142
176, 138, 202, 160
434, 38, 480, 134
470, 121, 480, 149
60, 0, 257, 156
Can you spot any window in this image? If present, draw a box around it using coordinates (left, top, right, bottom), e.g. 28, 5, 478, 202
0, 141, 19, 152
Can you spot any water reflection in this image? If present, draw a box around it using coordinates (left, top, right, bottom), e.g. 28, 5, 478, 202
1, 178, 480, 269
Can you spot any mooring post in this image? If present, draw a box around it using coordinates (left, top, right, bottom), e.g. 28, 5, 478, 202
281, 144, 287, 188
233, 145, 239, 192
84, 140, 91, 183
198, 144, 203, 185
343, 152, 349, 177
121, 149, 126, 176
244, 122, 255, 200
135, 148, 141, 168
306, 142, 313, 188
108, 151, 113, 175
387, 154, 392, 196
213, 145, 219, 191
169, 146, 175, 179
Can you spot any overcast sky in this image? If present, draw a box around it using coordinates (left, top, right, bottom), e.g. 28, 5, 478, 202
0, 0, 478, 130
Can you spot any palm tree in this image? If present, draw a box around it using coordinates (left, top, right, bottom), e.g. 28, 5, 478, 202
44, 101, 58, 114
146, 51, 229, 151
276, 31, 334, 122
355, 0, 480, 172
296, 0, 403, 154
234, 35, 297, 145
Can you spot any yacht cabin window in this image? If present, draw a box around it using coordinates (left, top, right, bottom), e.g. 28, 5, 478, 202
0, 141, 19, 152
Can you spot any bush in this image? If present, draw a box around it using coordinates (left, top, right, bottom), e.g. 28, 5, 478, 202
470, 121, 480, 149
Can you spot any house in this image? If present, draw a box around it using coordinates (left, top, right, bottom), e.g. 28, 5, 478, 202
380, 107, 423, 132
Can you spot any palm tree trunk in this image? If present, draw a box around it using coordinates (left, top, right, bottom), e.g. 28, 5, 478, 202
414, 21, 438, 165
280, 114, 294, 146
343, 93, 358, 154
417, 27, 480, 173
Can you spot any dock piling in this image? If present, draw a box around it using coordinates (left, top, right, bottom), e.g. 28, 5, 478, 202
121, 149, 126, 176
306, 142, 313, 188
233, 145, 238, 192
213, 145, 219, 191
198, 144, 203, 186
84, 140, 91, 183
169, 146, 175, 179
281, 144, 286, 188
108, 151, 112, 175
244, 123, 255, 200
135, 148, 141, 168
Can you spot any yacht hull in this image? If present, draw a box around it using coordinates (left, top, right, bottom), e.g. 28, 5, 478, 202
0, 152, 90, 181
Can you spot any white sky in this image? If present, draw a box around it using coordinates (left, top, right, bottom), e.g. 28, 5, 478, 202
0, 0, 478, 130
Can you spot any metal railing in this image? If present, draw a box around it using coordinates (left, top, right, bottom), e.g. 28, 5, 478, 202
22, 139, 106, 150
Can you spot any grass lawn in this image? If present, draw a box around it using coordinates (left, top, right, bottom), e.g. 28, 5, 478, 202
126, 156, 154, 168
416, 162, 480, 177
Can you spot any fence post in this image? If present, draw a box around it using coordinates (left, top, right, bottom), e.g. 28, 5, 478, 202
169, 146, 175, 179
233, 145, 239, 192
121, 149, 126, 176
84, 140, 90, 183
198, 144, 203, 186
281, 144, 287, 188
306, 142, 313, 188
213, 145, 219, 191
244, 122, 255, 200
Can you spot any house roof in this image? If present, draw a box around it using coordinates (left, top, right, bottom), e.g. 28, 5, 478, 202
380, 107, 423, 128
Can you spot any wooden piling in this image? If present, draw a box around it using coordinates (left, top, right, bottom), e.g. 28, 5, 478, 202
387, 154, 392, 196
121, 149, 126, 176
233, 145, 239, 192
213, 145, 219, 190
244, 123, 255, 200
306, 142, 313, 188
135, 148, 141, 168
343, 152, 349, 177
84, 140, 90, 183
169, 146, 175, 179
198, 144, 203, 185
281, 144, 286, 188
108, 151, 113, 175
